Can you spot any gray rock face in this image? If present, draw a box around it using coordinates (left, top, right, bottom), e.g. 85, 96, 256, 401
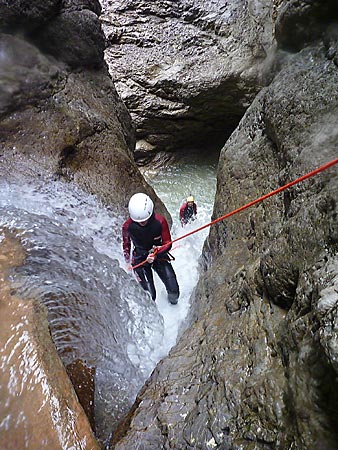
275, 0, 338, 52
101, 0, 276, 163
0, 33, 63, 116
0, 0, 105, 69
0, 18, 169, 219
0, 0, 60, 33
63, 0, 102, 15
36, 9, 105, 69
110, 4, 338, 450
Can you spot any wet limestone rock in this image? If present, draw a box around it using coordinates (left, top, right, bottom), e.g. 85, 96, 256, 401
66, 359, 96, 433
101, 0, 276, 162
0, 1, 170, 220
0, 232, 100, 450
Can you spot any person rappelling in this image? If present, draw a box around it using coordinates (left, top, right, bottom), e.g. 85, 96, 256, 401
179, 195, 197, 226
122, 193, 180, 304
122, 160, 337, 304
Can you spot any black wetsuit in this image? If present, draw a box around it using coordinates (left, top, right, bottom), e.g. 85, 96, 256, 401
180, 202, 197, 226
122, 213, 179, 304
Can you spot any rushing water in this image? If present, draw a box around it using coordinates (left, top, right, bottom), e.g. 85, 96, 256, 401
0, 151, 218, 443
141, 151, 218, 352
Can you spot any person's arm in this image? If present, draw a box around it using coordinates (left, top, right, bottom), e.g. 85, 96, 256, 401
194, 203, 197, 215
156, 215, 172, 254
122, 220, 132, 262
179, 204, 185, 225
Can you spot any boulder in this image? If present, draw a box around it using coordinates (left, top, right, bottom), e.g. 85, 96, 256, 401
0, 231, 100, 450
101, 0, 276, 161
36, 9, 105, 69
275, 0, 338, 52
0, 32, 169, 220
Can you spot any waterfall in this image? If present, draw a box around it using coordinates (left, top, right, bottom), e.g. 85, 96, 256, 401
0, 151, 217, 442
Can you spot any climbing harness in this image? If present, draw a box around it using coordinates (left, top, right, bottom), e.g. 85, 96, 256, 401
128, 248, 176, 270
129, 157, 338, 271
158, 252, 176, 262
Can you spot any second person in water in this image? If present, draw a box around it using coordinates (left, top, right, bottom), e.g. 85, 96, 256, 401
122, 193, 180, 304
180, 195, 197, 226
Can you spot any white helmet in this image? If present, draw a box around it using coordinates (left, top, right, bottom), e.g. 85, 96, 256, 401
128, 193, 154, 222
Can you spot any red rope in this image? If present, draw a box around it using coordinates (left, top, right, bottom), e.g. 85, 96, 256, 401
129, 157, 338, 270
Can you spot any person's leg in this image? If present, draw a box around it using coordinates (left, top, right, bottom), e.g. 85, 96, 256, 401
153, 260, 179, 304
134, 264, 156, 300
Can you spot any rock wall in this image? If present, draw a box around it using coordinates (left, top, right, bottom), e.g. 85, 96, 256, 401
0, 0, 169, 219
110, 1, 338, 449
101, 0, 276, 163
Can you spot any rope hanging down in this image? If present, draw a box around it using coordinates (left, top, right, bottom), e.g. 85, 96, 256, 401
130, 157, 338, 270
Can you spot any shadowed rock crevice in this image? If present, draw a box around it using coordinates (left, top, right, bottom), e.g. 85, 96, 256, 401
66, 358, 96, 433
259, 256, 299, 310
56, 145, 79, 180
275, 0, 338, 52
